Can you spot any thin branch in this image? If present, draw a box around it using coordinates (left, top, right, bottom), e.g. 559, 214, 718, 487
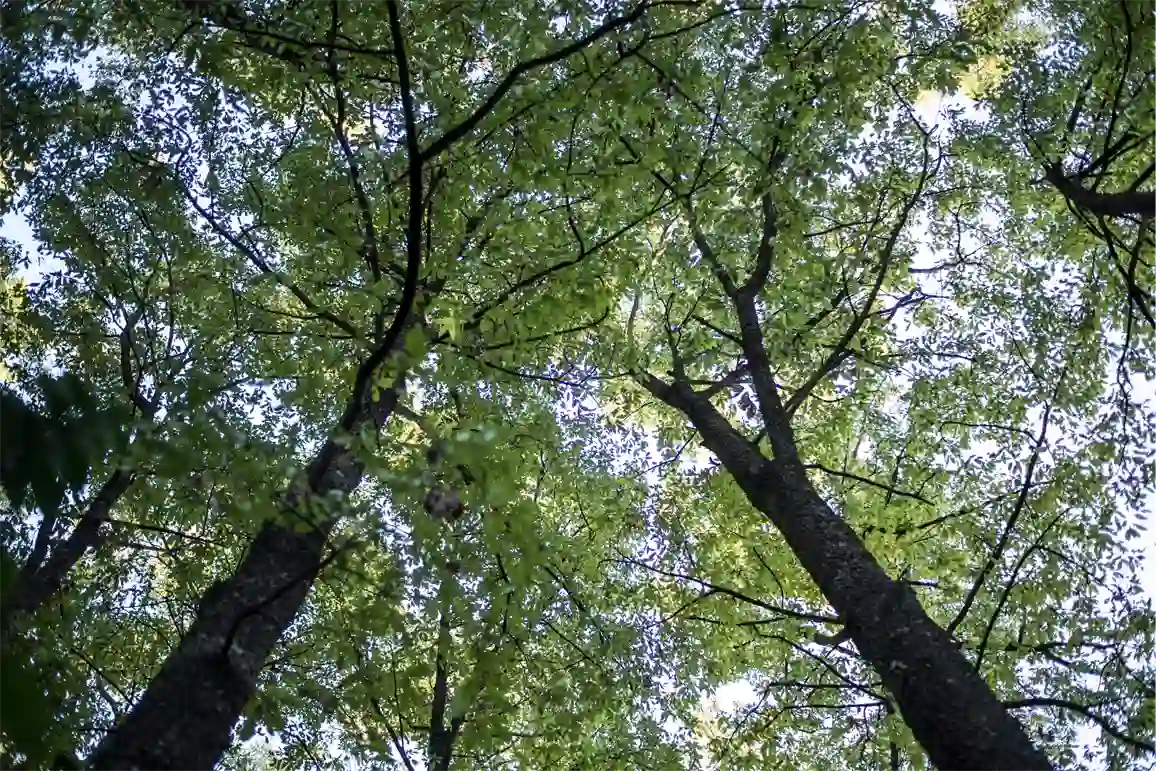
170, 180, 360, 339
1004, 698, 1154, 754
421, 2, 655, 161
620, 558, 837, 625
973, 511, 1064, 670
690, 312, 742, 346
804, 462, 933, 506
320, 4, 382, 285
947, 385, 1058, 635
785, 136, 934, 416
698, 363, 751, 399
371, 697, 416, 771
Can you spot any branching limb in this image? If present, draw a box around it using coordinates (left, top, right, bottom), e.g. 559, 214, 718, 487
743, 191, 777, 295
785, 135, 934, 416
315, 0, 425, 465
1044, 163, 1155, 218
947, 382, 1060, 635
118, 309, 158, 417
421, 2, 657, 162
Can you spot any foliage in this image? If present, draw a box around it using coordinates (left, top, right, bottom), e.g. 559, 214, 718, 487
0, 0, 1152, 769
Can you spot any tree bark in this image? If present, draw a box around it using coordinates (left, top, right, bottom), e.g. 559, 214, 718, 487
87, 386, 402, 770
641, 374, 1053, 771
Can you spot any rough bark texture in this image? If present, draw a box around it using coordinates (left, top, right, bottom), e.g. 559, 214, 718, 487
88, 387, 400, 770
644, 376, 1053, 771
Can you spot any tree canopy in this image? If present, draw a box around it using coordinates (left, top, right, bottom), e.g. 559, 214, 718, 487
0, 1, 1152, 769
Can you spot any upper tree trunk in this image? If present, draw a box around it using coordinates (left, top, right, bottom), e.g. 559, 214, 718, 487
87, 386, 401, 770
644, 376, 1052, 771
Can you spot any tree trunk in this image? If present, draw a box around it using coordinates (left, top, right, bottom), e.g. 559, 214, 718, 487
87, 386, 401, 770
642, 375, 1053, 771
0, 469, 134, 642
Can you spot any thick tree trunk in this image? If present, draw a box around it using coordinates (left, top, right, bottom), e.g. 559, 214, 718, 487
643, 376, 1052, 771
87, 386, 401, 770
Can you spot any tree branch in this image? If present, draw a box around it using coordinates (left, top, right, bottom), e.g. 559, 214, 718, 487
785, 138, 933, 416
420, 2, 654, 161
804, 462, 933, 506
1045, 163, 1155, 218
947, 386, 1058, 635
1004, 697, 1154, 754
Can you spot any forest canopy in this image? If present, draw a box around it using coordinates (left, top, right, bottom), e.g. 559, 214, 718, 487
0, 0, 1153, 769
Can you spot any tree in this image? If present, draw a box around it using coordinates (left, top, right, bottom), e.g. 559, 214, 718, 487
2, 1, 1152, 770
586, 6, 1051, 765
50, 2, 683, 767
958, 0, 1155, 328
